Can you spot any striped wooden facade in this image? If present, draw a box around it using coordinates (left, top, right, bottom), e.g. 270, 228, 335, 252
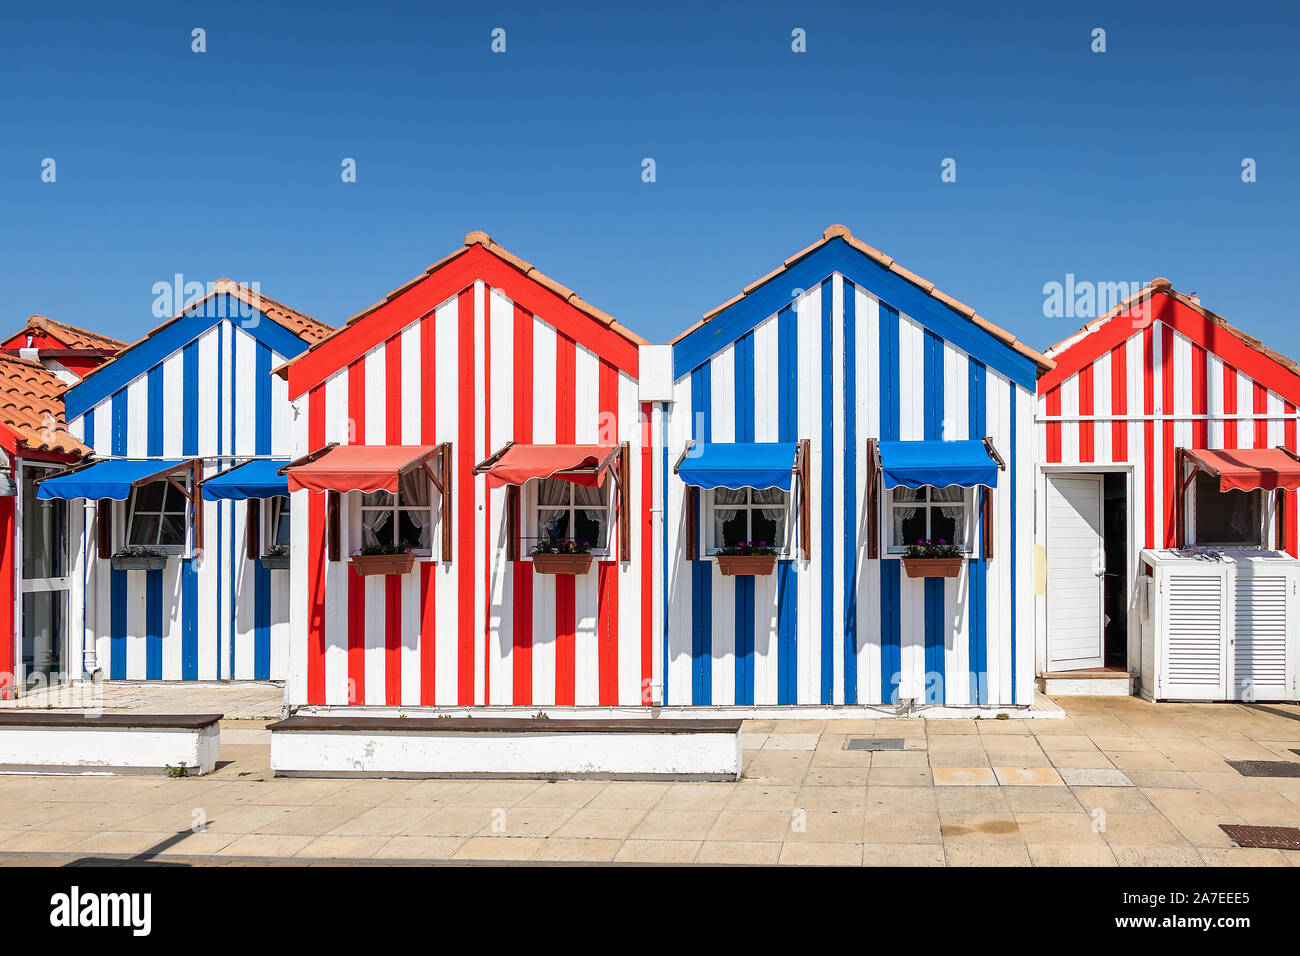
62, 293, 318, 681
283, 239, 653, 708
658, 236, 1039, 708
1036, 286, 1300, 674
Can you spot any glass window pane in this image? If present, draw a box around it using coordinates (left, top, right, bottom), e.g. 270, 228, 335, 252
931, 484, 964, 502
573, 509, 605, 551
893, 508, 926, 549
397, 510, 430, 550
159, 513, 187, 546
892, 486, 921, 502
361, 491, 393, 508
930, 509, 963, 549
538, 509, 570, 543
129, 514, 160, 546
21, 591, 64, 692
361, 508, 394, 547
22, 478, 66, 579
750, 509, 784, 549
715, 508, 747, 549
273, 512, 291, 547
573, 483, 606, 508
398, 470, 429, 508
538, 479, 570, 507
163, 483, 188, 513
715, 488, 746, 506
133, 483, 164, 513
1194, 472, 1261, 545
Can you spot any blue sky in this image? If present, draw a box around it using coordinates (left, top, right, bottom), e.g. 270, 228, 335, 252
3, 1, 1297, 357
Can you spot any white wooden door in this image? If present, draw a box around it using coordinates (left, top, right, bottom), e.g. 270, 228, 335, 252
1046, 475, 1105, 670
1159, 565, 1229, 700
1231, 570, 1293, 701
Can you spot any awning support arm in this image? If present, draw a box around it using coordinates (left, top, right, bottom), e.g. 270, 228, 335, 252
277, 442, 338, 476
672, 439, 695, 475
982, 436, 1007, 471
473, 441, 516, 476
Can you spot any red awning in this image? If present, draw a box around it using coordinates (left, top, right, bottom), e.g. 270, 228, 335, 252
287, 445, 437, 494
1184, 448, 1300, 493
477, 444, 616, 489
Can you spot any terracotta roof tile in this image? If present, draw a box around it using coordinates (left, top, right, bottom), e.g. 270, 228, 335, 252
22, 315, 125, 351
0, 353, 87, 457
688, 225, 1053, 370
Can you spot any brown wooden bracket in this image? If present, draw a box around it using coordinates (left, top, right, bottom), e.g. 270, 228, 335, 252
982, 436, 1007, 471
278, 442, 339, 476
672, 439, 695, 475
472, 441, 516, 476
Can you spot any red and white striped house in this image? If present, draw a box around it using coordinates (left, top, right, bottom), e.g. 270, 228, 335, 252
279, 232, 655, 710
1036, 279, 1300, 699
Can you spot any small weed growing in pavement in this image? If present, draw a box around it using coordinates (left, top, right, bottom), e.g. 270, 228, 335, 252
166, 762, 189, 778
995, 713, 1009, 720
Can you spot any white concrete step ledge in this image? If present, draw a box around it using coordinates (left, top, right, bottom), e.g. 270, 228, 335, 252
267, 716, 743, 780
0, 713, 222, 776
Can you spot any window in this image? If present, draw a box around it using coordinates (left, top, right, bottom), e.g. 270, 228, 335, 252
1192, 470, 1262, 546
534, 478, 609, 553
268, 496, 291, 549
888, 485, 969, 553
126, 481, 189, 552
709, 488, 788, 554
357, 470, 432, 553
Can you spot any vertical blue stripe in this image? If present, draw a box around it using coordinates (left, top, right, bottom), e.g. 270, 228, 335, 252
146, 364, 164, 457
1009, 384, 1018, 705
661, 404, 669, 704
82, 408, 94, 454
109, 568, 127, 680
690, 363, 712, 705
819, 279, 834, 704
922, 330, 946, 703
842, 280, 858, 705
182, 342, 198, 457
145, 569, 163, 680
968, 361, 988, 705
777, 559, 797, 704
880, 560, 901, 703
879, 303, 900, 701
777, 305, 797, 443
255, 344, 272, 455
228, 325, 237, 679
111, 392, 127, 456
216, 324, 225, 678
254, 560, 271, 680
181, 559, 198, 680
734, 576, 754, 705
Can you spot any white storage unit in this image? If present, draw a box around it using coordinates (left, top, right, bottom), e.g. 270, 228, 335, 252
1138, 548, 1299, 702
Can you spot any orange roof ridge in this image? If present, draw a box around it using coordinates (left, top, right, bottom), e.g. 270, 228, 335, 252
0, 352, 87, 457
24, 315, 126, 351
1045, 279, 1300, 377
674, 225, 1053, 370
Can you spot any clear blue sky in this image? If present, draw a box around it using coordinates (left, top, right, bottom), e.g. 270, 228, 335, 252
3, 1, 1297, 357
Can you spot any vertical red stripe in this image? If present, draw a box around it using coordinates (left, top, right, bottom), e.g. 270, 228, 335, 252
1142, 325, 1155, 549
597, 359, 619, 701
597, 561, 618, 705
420, 562, 436, 704
419, 313, 436, 702
555, 577, 575, 705
0, 478, 14, 700
556, 333, 576, 444
1253, 382, 1268, 449
1045, 386, 1061, 463
1162, 325, 1176, 547
385, 574, 401, 705
513, 304, 534, 705
385, 334, 401, 443
482, 286, 491, 706
1077, 363, 1094, 463
456, 289, 475, 705
1110, 342, 1127, 460
346, 361, 366, 702
1223, 363, 1238, 448
421, 313, 436, 446
1287, 402, 1298, 557
306, 384, 327, 705
1191, 344, 1208, 449
640, 401, 654, 705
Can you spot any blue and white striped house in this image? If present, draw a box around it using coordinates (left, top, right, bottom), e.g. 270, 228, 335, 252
651, 226, 1051, 709
41, 281, 331, 682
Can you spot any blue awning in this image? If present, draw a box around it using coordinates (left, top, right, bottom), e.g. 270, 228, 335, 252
36, 459, 189, 501
677, 442, 798, 491
202, 459, 290, 501
877, 440, 998, 489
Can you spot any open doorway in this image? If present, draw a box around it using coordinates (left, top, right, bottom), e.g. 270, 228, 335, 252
1101, 472, 1128, 669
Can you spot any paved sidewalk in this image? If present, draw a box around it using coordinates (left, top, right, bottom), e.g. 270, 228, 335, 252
0, 696, 1298, 866
0, 681, 284, 719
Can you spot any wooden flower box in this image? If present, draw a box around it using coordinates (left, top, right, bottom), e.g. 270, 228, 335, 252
717, 554, 777, 577
260, 554, 291, 571
350, 553, 416, 577
530, 553, 594, 576
111, 555, 168, 571
902, 557, 963, 579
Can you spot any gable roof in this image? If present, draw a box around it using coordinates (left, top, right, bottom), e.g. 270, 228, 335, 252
671, 224, 1053, 389
63, 280, 330, 422
7, 315, 126, 352
1039, 278, 1300, 398
0, 353, 87, 459
281, 232, 647, 398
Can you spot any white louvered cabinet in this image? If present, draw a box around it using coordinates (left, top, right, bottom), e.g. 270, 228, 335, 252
1139, 549, 1299, 702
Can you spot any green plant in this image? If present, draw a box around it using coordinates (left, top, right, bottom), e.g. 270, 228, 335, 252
716, 539, 777, 556
113, 545, 166, 559
530, 537, 592, 555
165, 762, 189, 778
357, 540, 414, 556
263, 542, 289, 557
904, 538, 961, 559
995, 712, 1009, 720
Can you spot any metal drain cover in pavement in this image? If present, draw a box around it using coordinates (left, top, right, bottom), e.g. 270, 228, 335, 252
1219, 825, 1300, 850
1226, 760, 1300, 777
845, 737, 905, 751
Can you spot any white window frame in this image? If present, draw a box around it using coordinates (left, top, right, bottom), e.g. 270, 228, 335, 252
885, 485, 975, 556
121, 480, 191, 557
348, 476, 438, 559
703, 487, 793, 558
1188, 471, 1266, 548
524, 477, 612, 558
265, 495, 292, 551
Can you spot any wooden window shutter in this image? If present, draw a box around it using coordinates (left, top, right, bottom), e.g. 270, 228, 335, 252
799, 438, 812, 560
865, 440, 878, 561
981, 486, 994, 560
506, 485, 519, 561
618, 442, 631, 562
97, 499, 113, 559
1277, 490, 1287, 551
685, 486, 697, 560
440, 443, 453, 563
327, 491, 341, 562
246, 499, 261, 561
